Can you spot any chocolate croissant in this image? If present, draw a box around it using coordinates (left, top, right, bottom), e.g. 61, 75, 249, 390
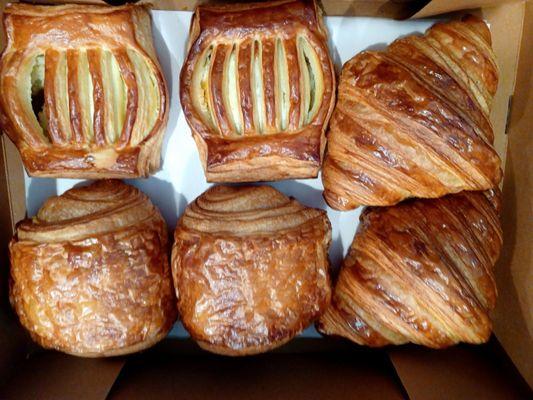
317, 190, 503, 348
322, 16, 501, 210
171, 185, 332, 355
0, 4, 169, 178
9, 180, 177, 357
180, 0, 335, 182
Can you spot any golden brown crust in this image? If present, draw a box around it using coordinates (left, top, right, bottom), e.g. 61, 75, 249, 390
180, 0, 335, 182
0, 4, 169, 178
9, 180, 177, 357
171, 185, 332, 355
317, 190, 503, 348
322, 16, 501, 210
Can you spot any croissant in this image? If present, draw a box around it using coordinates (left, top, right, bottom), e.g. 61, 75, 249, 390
9, 180, 177, 357
322, 16, 501, 210
317, 190, 503, 348
180, 0, 335, 182
171, 185, 332, 355
0, 4, 169, 178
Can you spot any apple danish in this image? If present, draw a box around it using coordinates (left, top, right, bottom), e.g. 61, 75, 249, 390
317, 190, 503, 348
180, 0, 335, 182
322, 16, 501, 210
171, 185, 332, 355
9, 180, 177, 357
0, 4, 168, 178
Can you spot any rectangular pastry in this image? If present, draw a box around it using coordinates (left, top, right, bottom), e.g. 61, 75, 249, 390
0, 4, 169, 178
180, 0, 335, 182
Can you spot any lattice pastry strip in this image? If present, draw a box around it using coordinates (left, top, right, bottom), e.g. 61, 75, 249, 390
181, 0, 335, 182
0, 4, 168, 178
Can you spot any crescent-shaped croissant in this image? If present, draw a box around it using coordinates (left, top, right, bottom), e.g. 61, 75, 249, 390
171, 185, 332, 355
0, 4, 169, 178
180, 0, 335, 182
322, 16, 501, 210
317, 190, 503, 348
9, 180, 177, 357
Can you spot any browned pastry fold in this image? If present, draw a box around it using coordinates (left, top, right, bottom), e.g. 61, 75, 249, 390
0, 4, 169, 178
317, 190, 503, 348
322, 16, 501, 210
171, 185, 332, 355
180, 0, 335, 182
9, 180, 177, 357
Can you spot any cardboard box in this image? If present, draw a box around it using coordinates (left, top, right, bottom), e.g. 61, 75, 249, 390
0, 0, 531, 398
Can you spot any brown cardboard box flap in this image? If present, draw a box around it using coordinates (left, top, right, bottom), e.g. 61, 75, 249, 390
106, 339, 407, 400
0, 351, 126, 400
388, 340, 532, 400
412, 0, 520, 18
23, 0, 421, 17
493, 0, 533, 388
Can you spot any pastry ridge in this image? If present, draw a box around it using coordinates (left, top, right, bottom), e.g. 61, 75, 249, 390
172, 185, 332, 355
0, 4, 169, 178
180, 0, 335, 182
9, 180, 177, 356
317, 190, 503, 348
322, 16, 501, 210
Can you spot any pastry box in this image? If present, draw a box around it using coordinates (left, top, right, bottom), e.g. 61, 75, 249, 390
0, 0, 531, 398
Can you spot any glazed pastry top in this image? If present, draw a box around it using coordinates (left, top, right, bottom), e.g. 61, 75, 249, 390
0, 4, 168, 177
181, 0, 334, 139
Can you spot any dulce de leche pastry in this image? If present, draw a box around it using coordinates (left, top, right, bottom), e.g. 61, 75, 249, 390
317, 190, 503, 348
0, 4, 168, 178
9, 180, 177, 357
322, 16, 501, 210
180, 0, 335, 182
171, 185, 332, 355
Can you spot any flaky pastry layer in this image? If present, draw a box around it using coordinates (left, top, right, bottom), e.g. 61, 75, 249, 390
180, 0, 335, 182
317, 190, 503, 348
9, 180, 177, 356
322, 16, 501, 210
0, 4, 169, 178
172, 185, 332, 355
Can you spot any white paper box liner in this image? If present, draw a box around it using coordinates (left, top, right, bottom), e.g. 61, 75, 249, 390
24, 11, 440, 338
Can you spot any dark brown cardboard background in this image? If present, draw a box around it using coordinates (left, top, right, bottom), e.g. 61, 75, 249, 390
0, 351, 125, 400
106, 339, 407, 400
389, 339, 532, 399
492, 0, 533, 387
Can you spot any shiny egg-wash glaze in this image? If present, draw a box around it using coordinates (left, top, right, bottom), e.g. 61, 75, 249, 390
9, 181, 177, 357
322, 16, 501, 210
172, 185, 332, 355
180, 0, 336, 182
317, 190, 503, 348
0, 4, 169, 178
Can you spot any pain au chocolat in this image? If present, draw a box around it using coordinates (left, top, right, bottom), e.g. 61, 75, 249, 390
9, 180, 177, 357
322, 16, 501, 210
0, 4, 169, 178
180, 0, 335, 182
171, 185, 332, 355
317, 190, 503, 348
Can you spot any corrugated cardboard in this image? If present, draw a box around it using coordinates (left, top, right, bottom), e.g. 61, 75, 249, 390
0, 0, 531, 398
